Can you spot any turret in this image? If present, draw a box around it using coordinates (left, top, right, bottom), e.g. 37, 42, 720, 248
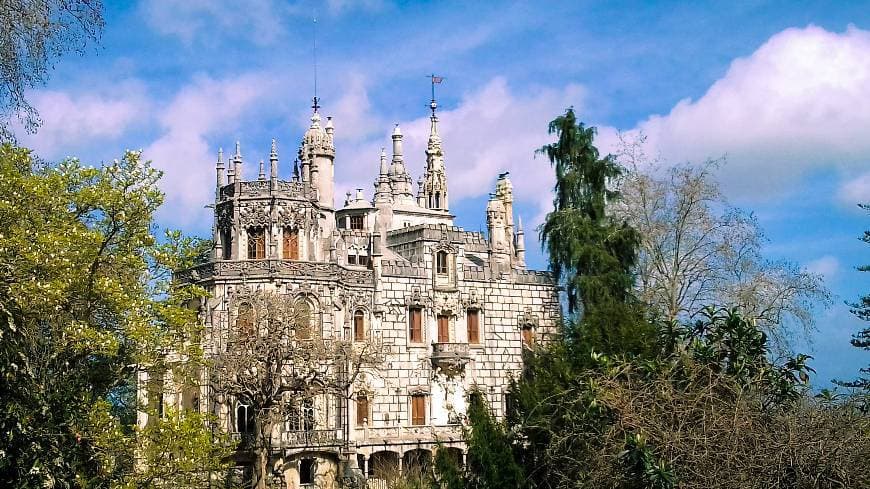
495, 172, 514, 245
300, 108, 336, 208
389, 124, 414, 204
486, 194, 511, 272
373, 148, 392, 205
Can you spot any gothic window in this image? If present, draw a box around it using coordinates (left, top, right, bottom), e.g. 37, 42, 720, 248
350, 215, 364, 230
410, 394, 426, 426
283, 227, 299, 260
237, 303, 254, 335
247, 227, 265, 259
434, 192, 441, 208
408, 307, 423, 343
353, 310, 365, 341
356, 395, 369, 426
437, 314, 449, 343
299, 458, 315, 485
302, 399, 315, 431
236, 404, 254, 434
467, 309, 480, 344
436, 251, 448, 275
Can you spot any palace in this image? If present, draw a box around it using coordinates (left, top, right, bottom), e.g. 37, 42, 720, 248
138, 94, 559, 488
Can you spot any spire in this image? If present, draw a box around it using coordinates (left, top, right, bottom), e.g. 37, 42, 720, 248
379, 148, 388, 175
516, 215, 526, 268
269, 139, 278, 184
292, 159, 300, 181
216, 147, 224, 190
422, 76, 448, 211
258, 159, 265, 181
233, 141, 242, 181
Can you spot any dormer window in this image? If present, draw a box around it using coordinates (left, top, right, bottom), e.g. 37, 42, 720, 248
436, 251, 448, 275
247, 228, 265, 259
350, 215, 364, 230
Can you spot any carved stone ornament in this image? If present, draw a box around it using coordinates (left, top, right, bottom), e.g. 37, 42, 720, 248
216, 202, 233, 230
461, 289, 483, 311
238, 201, 270, 228
518, 307, 539, 329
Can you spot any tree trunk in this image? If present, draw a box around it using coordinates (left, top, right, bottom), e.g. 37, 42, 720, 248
252, 420, 273, 489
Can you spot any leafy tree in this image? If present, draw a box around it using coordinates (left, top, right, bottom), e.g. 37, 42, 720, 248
538, 108, 654, 356
0, 144, 229, 488
839, 203, 870, 391
0, 1, 104, 139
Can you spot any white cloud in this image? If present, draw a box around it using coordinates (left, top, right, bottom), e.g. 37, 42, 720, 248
840, 171, 870, 205
140, 0, 293, 45
806, 255, 840, 281
16, 80, 148, 157
606, 25, 870, 202
143, 73, 276, 226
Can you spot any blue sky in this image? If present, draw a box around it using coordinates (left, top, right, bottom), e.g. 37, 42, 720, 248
15, 0, 870, 387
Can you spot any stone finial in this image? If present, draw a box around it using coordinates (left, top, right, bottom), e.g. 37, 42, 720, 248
258, 159, 266, 181
379, 148, 388, 175
269, 139, 278, 183
216, 147, 225, 188
233, 141, 242, 181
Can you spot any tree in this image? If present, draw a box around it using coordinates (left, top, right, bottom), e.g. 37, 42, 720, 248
0, 144, 227, 488
613, 136, 830, 348
840, 203, 870, 391
0, 1, 104, 139
538, 108, 654, 356
210, 290, 384, 489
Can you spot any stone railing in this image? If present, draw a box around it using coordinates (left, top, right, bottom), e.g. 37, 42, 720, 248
275, 429, 343, 449
431, 342, 471, 374
362, 424, 463, 443
218, 180, 315, 201
174, 260, 374, 286
380, 260, 426, 278
513, 269, 554, 285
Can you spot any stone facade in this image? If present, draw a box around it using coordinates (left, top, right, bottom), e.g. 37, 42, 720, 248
139, 98, 559, 488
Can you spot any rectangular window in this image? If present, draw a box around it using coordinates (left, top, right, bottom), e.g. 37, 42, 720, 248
411, 394, 426, 426
436, 251, 448, 274
357, 255, 370, 267
409, 307, 422, 343
247, 228, 265, 259
347, 254, 357, 265
437, 314, 449, 343
283, 227, 299, 260
354, 311, 365, 341
222, 229, 232, 260
350, 215, 364, 230
467, 309, 480, 344
356, 396, 369, 426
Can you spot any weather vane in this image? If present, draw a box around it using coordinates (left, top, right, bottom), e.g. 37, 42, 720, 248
428, 74, 444, 115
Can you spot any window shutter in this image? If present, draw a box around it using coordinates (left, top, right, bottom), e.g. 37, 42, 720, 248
411, 395, 426, 425
409, 308, 422, 343
467, 309, 480, 344
437, 315, 449, 343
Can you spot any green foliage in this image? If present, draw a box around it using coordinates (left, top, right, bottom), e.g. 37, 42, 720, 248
464, 394, 525, 489
538, 108, 654, 356
839, 203, 870, 391
0, 144, 229, 488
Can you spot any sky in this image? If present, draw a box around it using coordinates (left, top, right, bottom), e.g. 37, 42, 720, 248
14, 0, 870, 388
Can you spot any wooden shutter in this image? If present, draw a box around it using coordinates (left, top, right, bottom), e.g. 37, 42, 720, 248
283, 228, 299, 260
411, 395, 426, 425
354, 311, 365, 341
409, 308, 422, 343
356, 397, 369, 426
437, 315, 449, 343
467, 309, 479, 344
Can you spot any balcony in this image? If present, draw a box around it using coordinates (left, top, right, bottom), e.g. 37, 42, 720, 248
275, 429, 343, 449
431, 342, 471, 375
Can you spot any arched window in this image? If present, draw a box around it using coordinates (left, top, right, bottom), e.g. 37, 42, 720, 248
247, 227, 265, 259
353, 310, 365, 341
222, 228, 232, 260
434, 192, 441, 208
283, 227, 299, 260
236, 404, 254, 434
436, 250, 448, 275
522, 325, 535, 347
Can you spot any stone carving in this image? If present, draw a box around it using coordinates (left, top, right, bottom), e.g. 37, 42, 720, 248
238, 201, 270, 228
